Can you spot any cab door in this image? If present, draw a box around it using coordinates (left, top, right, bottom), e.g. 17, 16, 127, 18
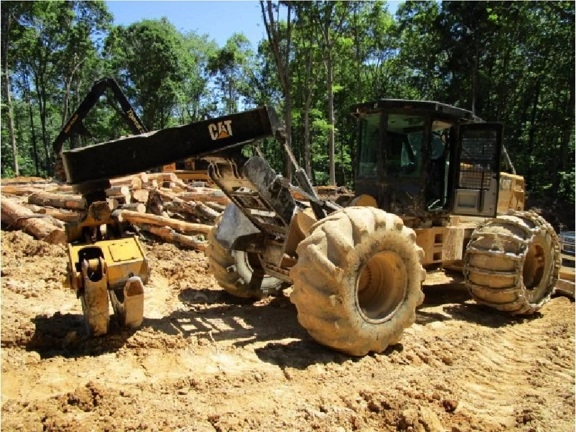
451, 123, 503, 217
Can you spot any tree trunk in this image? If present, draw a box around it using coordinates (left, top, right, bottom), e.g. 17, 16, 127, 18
1, 9, 19, 176
326, 51, 336, 186
163, 199, 220, 223
118, 203, 147, 213
33, 71, 47, 174
27, 84, 40, 176
27, 205, 83, 223
261, 0, 293, 180
303, 48, 313, 179
131, 188, 149, 204
3, 76, 19, 176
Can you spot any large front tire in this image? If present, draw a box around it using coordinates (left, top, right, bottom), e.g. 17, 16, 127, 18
289, 207, 425, 356
464, 211, 561, 315
205, 218, 287, 299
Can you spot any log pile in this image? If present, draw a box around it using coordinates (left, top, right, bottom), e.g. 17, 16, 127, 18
1, 173, 230, 251
2, 174, 352, 250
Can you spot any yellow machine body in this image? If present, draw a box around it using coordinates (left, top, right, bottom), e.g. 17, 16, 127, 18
362, 171, 528, 268
68, 236, 149, 293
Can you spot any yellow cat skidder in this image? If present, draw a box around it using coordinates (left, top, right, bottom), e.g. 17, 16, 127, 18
62, 100, 560, 356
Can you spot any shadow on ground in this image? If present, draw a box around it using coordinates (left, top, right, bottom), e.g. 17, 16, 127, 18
26, 281, 538, 363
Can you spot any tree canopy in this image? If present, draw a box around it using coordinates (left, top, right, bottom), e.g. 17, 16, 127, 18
1, 0, 573, 224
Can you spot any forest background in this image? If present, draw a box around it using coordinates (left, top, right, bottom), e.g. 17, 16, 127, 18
1, 1, 574, 228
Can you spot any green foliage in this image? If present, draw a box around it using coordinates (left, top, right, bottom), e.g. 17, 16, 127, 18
104, 18, 191, 129
1, 0, 573, 219
1, 0, 113, 176
207, 33, 256, 114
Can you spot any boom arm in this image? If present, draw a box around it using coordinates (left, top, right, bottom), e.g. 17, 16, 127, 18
53, 77, 147, 156
63, 105, 333, 239
63, 106, 283, 187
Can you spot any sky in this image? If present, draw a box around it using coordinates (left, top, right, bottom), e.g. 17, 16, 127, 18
106, 1, 271, 48
105, 1, 401, 49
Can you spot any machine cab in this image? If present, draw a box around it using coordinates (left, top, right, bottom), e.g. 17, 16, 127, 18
352, 99, 503, 226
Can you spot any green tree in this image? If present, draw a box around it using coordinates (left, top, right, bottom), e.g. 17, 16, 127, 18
260, 0, 294, 178
174, 32, 218, 122
207, 33, 256, 115
393, 1, 574, 212
1, 1, 25, 175
105, 18, 189, 129
1, 0, 112, 177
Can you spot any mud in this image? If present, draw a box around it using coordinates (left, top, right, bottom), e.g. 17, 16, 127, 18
1, 230, 574, 431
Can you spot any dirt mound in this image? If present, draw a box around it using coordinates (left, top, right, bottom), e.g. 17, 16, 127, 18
1, 230, 574, 431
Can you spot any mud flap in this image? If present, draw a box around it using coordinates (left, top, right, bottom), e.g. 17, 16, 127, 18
110, 276, 145, 329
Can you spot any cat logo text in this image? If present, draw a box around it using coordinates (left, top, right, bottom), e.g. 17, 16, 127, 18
208, 120, 233, 140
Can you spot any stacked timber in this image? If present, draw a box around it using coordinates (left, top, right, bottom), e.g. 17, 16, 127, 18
1, 174, 352, 249
0, 173, 229, 251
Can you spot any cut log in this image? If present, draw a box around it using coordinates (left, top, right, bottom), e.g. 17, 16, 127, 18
130, 176, 143, 190
162, 181, 176, 189
112, 209, 212, 235
177, 191, 229, 206
1, 196, 67, 244
163, 201, 201, 223
131, 188, 149, 203
195, 202, 221, 221
163, 200, 220, 223
153, 188, 220, 222
1, 176, 50, 184
203, 201, 226, 213
106, 185, 130, 196
146, 190, 164, 215
106, 186, 131, 204
118, 203, 147, 213
109, 172, 149, 187
22, 204, 66, 228
28, 191, 86, 210
27, 204, 83, 223
107, 198, 120, 211
0, 185, 52, 196
145, 172, 180, 184
140, 224, 207, 251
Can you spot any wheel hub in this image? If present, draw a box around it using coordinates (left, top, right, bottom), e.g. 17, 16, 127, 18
357, 251, 407, 322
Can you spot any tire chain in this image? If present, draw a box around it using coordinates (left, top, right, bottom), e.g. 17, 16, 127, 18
464, 210, 560, 315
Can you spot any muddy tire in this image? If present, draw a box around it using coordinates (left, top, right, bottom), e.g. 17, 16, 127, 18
205, 217, 287, 299
464, 210, 561, 315
289, 207, 425, 356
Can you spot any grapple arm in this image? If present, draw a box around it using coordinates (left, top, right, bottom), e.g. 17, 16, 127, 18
62, 106, 282, 188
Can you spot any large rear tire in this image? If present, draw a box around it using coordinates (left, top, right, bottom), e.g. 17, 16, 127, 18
289, 207, 425, 356
205, 217, 287, 299
464, 211, 561, 315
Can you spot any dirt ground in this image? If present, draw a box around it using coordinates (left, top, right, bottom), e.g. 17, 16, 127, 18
1, 229, 574, 432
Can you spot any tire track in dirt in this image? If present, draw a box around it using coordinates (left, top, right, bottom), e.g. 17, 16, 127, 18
446, 300, 574, 430
2, 230, 574, 432
399, 293, 574, 431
